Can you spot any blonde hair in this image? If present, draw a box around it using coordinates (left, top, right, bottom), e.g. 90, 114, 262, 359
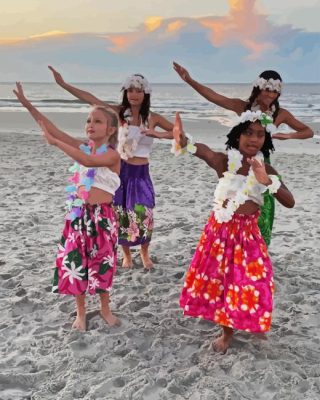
91, 105, 119, 146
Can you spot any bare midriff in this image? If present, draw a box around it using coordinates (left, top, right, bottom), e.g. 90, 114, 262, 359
234, 200, 260, 215
125, 156, 149, 165
78, 186, 114, 205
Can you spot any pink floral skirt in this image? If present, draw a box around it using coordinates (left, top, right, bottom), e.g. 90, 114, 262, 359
53, 203, 118, 295
180, 211, 274, 332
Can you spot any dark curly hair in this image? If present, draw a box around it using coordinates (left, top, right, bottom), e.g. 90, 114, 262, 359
119, 74, 150, 127
246, 70, 282, 121
225, 120, 275, 159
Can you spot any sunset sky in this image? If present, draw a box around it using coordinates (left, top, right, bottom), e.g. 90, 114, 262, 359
0, 0, 319, 82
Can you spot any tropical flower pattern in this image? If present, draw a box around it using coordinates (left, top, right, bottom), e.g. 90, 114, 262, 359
52, 203, 118, 295
115, 203, 153, 246
180, 211, 274, 333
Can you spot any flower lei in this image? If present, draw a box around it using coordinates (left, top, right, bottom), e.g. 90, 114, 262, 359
253, 77, 282, 93
213, 149, 264, 223
237, 110, 277, 134
117, 108, 146, 160
65, 142, 107, 221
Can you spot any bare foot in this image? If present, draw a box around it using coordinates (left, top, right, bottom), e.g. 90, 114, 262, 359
122, 256, 133, 268
72, 315, 86, 331
211, 327, 233, 353
100, 309, 121, 327
140, 251, 154, 270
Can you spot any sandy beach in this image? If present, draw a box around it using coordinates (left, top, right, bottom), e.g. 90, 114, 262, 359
1, 113, 320, 400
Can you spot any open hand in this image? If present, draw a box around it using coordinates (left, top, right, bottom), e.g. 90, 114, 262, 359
247, 157, 271, 185
48, 66, 65, 86
173, 112, 188, 148
38, 120, 57, 146
173, 62, 191, 82
13, 82, 28, 106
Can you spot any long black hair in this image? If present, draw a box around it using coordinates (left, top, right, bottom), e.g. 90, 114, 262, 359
246, 70, 282, 121
225, 120, 275, 159
119, 74, 151, 126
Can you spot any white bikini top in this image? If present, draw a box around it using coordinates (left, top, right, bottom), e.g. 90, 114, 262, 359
213, 149, 269, 223
117, 124, 154, 160
79, 165, 120, 196
218, 173, 265, 206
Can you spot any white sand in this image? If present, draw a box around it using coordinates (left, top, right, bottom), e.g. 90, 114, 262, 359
0, 114, 320, 400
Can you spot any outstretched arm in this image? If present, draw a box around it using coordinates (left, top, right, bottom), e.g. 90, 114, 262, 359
173, 62, 245, 114
173, 112, 225, 171
13, 82, 83, 148
48, 66, 120, 113
248, 158, 295, 208
40, 121, 120, 168
273, 109, 314, 140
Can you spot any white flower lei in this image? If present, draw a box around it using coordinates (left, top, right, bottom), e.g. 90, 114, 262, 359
121, 74, 152, 94
213, 149, 264, 223
117, 108, 146, 160
253, 77, 282, 93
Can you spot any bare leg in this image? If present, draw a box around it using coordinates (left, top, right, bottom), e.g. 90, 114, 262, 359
72, 294, 86, 331
140, 242, 153, 269
99, 292, 121, 327
211, 326, 234, 353
121, 245, 133, 268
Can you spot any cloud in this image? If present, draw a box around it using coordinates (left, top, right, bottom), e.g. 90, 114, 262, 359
0, 0, 319, 82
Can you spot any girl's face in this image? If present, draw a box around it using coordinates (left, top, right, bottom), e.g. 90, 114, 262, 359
85, 109, 110, 142
256, 88, 279, 108
126, 87, 145, 106
239, 122, 266, 156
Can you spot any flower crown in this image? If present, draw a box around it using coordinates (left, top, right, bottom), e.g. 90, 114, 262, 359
237, 110, 277, 134
253, 77, 282, 93
121, 74, 152, 94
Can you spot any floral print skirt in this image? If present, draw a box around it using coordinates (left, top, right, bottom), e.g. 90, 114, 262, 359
114, 160, 155, 247
180, 211, 274, 333
53, 203, 118, 296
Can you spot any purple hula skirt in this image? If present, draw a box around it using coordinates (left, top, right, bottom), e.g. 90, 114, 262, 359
114, 160, 155, 246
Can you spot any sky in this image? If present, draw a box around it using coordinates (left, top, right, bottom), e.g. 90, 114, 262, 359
0, 0, 319, 82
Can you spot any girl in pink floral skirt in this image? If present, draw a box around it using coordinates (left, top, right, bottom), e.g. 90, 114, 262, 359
172, 111, 295, 353
14, 83, 121, 331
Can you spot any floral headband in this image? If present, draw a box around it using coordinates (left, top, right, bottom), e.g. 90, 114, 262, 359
253, 77, 282, 93
121, 74, 152, 94
237, 110, 277, 134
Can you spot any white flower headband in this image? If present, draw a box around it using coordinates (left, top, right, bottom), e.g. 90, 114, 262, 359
237, 110, 277, 134
253, 77, 282, 93
121, 74, 152, 94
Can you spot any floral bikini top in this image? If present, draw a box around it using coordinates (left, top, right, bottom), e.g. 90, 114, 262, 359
213, 149, 269, 223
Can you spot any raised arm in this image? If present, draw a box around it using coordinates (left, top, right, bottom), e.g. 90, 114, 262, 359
48, 66, 120, 113
173, 62, 245, 114
40, 121, 120, 169
13, 82, 83, 148
248, 158, 295, 208
173, 112, 225, 172
273, 109, 314, 140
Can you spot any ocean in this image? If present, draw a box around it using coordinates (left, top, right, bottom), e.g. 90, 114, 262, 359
0, 82, 319, 126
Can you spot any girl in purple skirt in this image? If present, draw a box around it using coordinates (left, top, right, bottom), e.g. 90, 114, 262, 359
14, 83, 121, 331
49, 67, 174, 269
172, 111, 295, 353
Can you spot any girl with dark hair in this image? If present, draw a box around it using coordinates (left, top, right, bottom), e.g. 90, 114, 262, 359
173, 62, 313, 245
172, 111, 295, 353
49, 67, 174, 269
